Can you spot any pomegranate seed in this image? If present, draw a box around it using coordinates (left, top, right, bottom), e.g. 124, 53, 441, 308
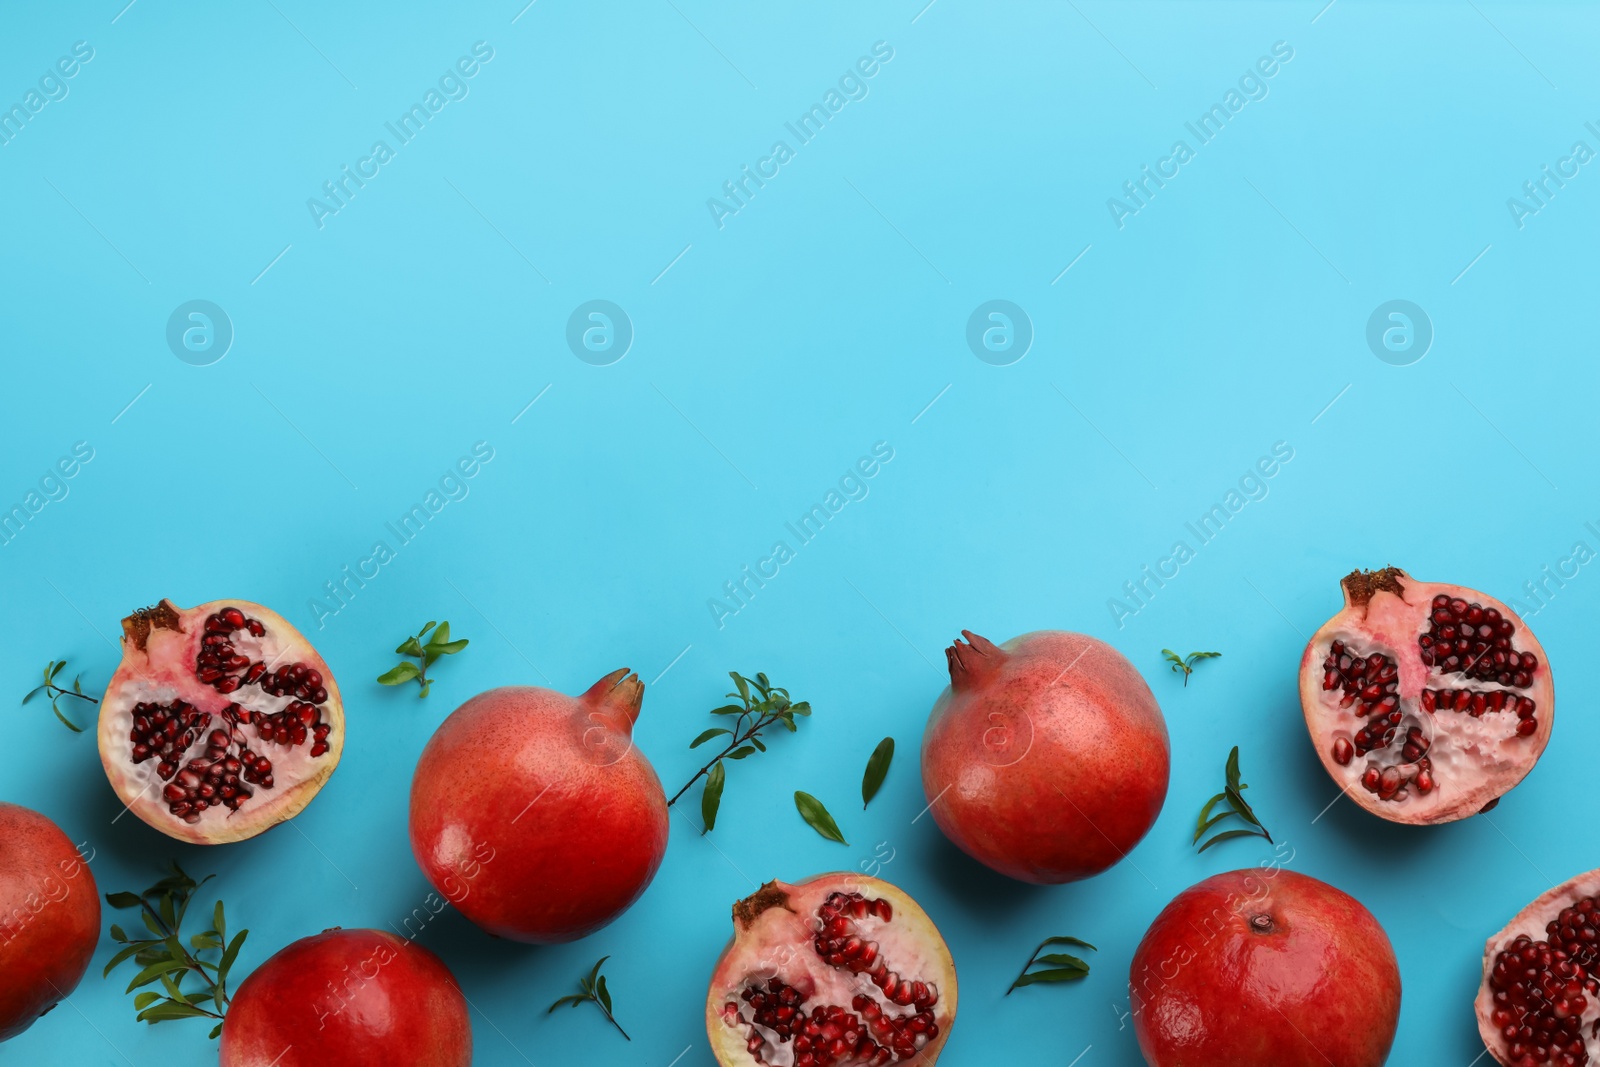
221, 607, 245, 628
1331, 738, 1354, 765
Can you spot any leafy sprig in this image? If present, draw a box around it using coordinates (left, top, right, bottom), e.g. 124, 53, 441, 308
1194, 746, 1273, 852
861, 737, 894, 808
103, 863, 247, 1039
377, 621, 468, 698
548, 956, 629, 1040
1162, 649, 1220, 687
668, 672, 810, 833
1006, 936, 1097, 995
23, 659, 98, 732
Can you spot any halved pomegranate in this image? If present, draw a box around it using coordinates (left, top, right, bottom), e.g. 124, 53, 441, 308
97, 600, 343, 844
706, 874, 957, 1067
1299, 568, 1553, 823
1475, 867, 1600, 1065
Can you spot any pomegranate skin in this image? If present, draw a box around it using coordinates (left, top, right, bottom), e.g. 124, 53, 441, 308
0, 803, 100, 1043
408, 670, 669, 943
219, 928, 470, 1067
920, 630, 1169, 884
1131, 869, 1400, 1067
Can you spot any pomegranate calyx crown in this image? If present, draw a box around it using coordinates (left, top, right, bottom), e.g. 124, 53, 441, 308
121, 600, 184, 651
944, 630, 1005, 689
732, 881, 794, 928
1340, 567, 1407, 607
582, 668, 645, 729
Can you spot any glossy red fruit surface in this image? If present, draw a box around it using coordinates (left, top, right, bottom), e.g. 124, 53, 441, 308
0, 802, 99, 1043
219, 927, 470, 1066
1299, 568, 1553, 824
98, 599, 344, 844
1131, 868, 1401, 1067
408, 670, 669, 943
920, 630, 1169, 884
706, 873, 958, 1067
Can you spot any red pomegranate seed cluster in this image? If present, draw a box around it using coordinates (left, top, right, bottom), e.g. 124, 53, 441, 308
1421, 594, 1537, 686
1488, 899, 1600, 1067
126, 606, 335, 824
725, 893, 940, 1066
198, 608, 328, 705
1423, 687, 1540, 736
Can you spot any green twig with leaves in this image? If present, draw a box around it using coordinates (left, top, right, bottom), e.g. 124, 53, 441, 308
377, 621, 468, 697
103, 863, 248, 1040
1006, 936, 1097, 995
548, 956, 629, 1040
23, 659, 98, 732
669, 672, 811, 833
1162, 649, 1220, 687
1194, 746, 1273, 853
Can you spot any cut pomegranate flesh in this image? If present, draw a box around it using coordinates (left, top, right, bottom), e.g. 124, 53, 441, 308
1299, 568, 1554, 824
707, 875, 957, 1067
1477, 869, 1600, 1066
97, 599, 343, 845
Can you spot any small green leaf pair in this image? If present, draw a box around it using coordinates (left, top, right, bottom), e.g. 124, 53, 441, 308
790, 737, 896, 846
1162, 649, 1220, 687
103, 862, 248, 1040
548, 956, 628, 1040
377, 621, 468, 698
1194, 745, 1274, 853
23, 659, 98, 732
1007, 936, 1097, 995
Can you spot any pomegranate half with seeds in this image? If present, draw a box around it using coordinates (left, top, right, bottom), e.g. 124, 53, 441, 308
706, 874, 957, 1067
1299, 568, 1553, 823
98, 600, 343, 845
219, 927, 471, 1066
921, 630, 1169, 884
1476, 868, 1600, 1066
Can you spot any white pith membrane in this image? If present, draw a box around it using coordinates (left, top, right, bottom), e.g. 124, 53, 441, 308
1476, 869, 1600, 1066
97, 600, 343, 845
706, 876, 957, 1067
1302, 571, 1553, 824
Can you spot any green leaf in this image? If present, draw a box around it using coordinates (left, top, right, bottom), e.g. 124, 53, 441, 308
418, 677, 432, 699
137, 1001, 212, 1023
1186, 651, 1222, 665
108, 923, 128, 942
689, 728, 731, 749
732, 673, 751, 703
586, 957, 608, 988
377, 662, 421, 685
1035, 953, 1093, 968
725, 746, 757, 760
789, 701, 811, 716
213, 901, 225, 941
429, 622, 450, 647
133, 992, 162, 1011
218, 931, 247, 985
52, 703, 84, 731
395, 636, 423, 656
1035, 936, 1097, 952
1196, 828, 1267, 854
160, 970, 191, 1006
749, 737, 766, 752
1011, 966, 1090, 988
701, 762, 726, 833
22, 684, 46, 705
548, 994, 587, 1012
431, 639, 469, 655
861, 737, 895, 808
710, 704, 746, 716
103, 942, 145, 977
125, 958, 190, 994
209, 1022, 223, 1040
794, 792, 848, 845
50, 661, 66, 681
595, 974, 613, 1014
1224, 746, 1243, 791
105, 892, 143, 910
1194, 792, 1230, 843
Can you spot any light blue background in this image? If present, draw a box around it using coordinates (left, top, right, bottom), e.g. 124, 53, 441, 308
2, 1, 1595, 1063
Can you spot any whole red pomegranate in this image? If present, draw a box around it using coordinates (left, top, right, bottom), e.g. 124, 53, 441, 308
1300, 567, 1553, 823
97, 599, 344, 844
1131, 868, 1400, 1066
409, 670, 668, 943
1475, 866, 1600, 1065
706, 873, 958, 1066
220, 927, 470, 1066
0, 803, 99, 1042
919, 630, 1168, 883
